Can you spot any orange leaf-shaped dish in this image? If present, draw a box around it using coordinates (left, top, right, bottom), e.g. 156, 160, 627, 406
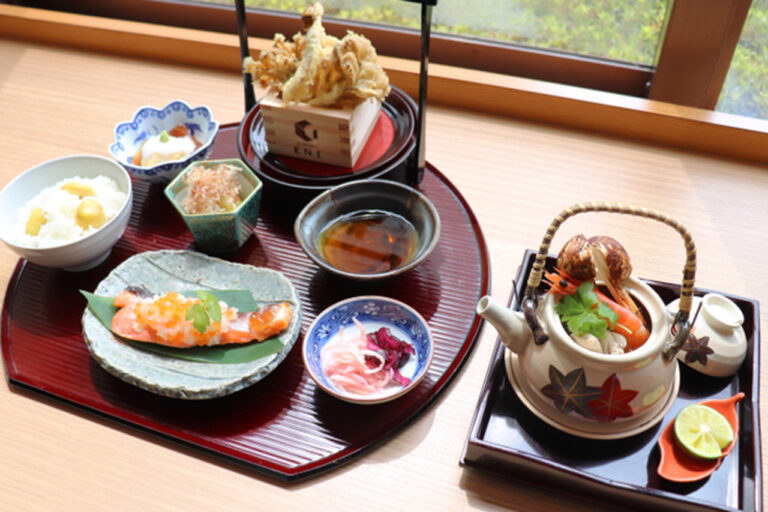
657, 393, 744, 482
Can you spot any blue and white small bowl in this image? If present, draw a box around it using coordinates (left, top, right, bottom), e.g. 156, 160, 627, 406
303, 296, 433, 404
109, 100, 219, 183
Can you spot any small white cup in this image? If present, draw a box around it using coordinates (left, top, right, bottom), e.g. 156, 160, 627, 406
667, 293, 747, 378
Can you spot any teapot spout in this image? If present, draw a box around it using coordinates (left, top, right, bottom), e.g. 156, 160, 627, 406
476, 295, 532, 354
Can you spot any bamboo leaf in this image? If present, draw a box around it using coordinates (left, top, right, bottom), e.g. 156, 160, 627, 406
80, 290, 285, 364
125, 337, 284, 364
81, 291, 117, 330
182, 289, 259, 311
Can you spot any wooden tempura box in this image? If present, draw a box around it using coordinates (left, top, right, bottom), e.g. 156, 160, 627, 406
259, 86, 381, 168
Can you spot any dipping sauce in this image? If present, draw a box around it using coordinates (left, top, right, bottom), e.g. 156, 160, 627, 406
317, 210, 418, 274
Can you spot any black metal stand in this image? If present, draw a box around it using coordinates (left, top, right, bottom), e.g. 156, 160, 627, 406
235, 0, 257, 113
403, 0, 436, 186
234, 0, 436, 187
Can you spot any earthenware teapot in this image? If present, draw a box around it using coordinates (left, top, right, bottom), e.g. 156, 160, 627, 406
477, 203, 696, 439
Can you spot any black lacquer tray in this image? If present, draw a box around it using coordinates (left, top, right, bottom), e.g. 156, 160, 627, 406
461, 250, 762, 512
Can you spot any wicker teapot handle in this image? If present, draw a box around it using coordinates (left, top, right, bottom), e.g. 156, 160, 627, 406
522, 202, 695, 360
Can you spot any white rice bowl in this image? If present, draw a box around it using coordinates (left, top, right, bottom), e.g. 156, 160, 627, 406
0, 154, 133, 271
10, 175, 128, 248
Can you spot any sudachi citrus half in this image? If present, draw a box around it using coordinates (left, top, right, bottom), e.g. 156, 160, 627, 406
673, 404, 734, 460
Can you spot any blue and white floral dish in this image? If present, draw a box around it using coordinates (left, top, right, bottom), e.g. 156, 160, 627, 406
302, 295, 433, 404
109, 100, 219, 183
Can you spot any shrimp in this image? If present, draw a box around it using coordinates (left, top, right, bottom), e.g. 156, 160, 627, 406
111, 288, 292, 348
544, 269, 649, 351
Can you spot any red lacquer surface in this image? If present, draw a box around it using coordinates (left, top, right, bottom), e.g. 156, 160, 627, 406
1, 124, 490, 480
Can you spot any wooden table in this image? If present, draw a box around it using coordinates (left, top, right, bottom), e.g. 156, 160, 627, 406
1, 7, 766, 512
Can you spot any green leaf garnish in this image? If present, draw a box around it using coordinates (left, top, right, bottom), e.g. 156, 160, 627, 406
185, 302, 210, 333
554, 281, 619, 339
196, 290, 222, 322
185, 290, 223, 333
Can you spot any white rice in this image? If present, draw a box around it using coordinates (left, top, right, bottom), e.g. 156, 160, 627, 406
10, 175, 128, 248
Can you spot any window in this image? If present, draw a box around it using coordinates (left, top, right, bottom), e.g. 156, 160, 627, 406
199, 0, 669, 66
15, 0, 764, 119
716, 0, 768, 119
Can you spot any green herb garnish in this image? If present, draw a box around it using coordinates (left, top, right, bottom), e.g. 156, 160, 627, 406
185, 303, 208, 333
185, 290, 222, 333
554, 281, 618, 339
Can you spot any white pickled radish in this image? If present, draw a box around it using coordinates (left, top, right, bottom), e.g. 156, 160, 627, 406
320, 319, 395, 395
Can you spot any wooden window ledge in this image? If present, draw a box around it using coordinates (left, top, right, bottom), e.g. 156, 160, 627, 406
2, 4, 768, 165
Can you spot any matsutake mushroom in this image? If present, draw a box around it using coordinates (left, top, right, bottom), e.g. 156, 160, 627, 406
555, 234, 647, 331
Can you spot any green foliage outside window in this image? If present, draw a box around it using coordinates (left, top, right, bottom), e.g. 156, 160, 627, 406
717, 0, 768, 120
201, 0, 768, 120
201, 0, 668, 63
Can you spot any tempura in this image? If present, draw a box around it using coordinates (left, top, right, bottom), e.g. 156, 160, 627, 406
243, 3, 390, 107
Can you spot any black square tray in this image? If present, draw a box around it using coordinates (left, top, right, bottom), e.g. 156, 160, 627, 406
461, 250, 762, 512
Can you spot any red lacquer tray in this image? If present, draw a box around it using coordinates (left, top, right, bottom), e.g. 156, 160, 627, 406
461, 250, 762, 512
1, 124, 490, 480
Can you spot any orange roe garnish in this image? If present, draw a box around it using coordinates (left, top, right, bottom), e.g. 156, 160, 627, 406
132, 292, 228, 347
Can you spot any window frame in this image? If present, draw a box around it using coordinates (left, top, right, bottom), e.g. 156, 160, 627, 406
11, 0, 751, 108
2, 1, 768, 167
650, 0, 752, 108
